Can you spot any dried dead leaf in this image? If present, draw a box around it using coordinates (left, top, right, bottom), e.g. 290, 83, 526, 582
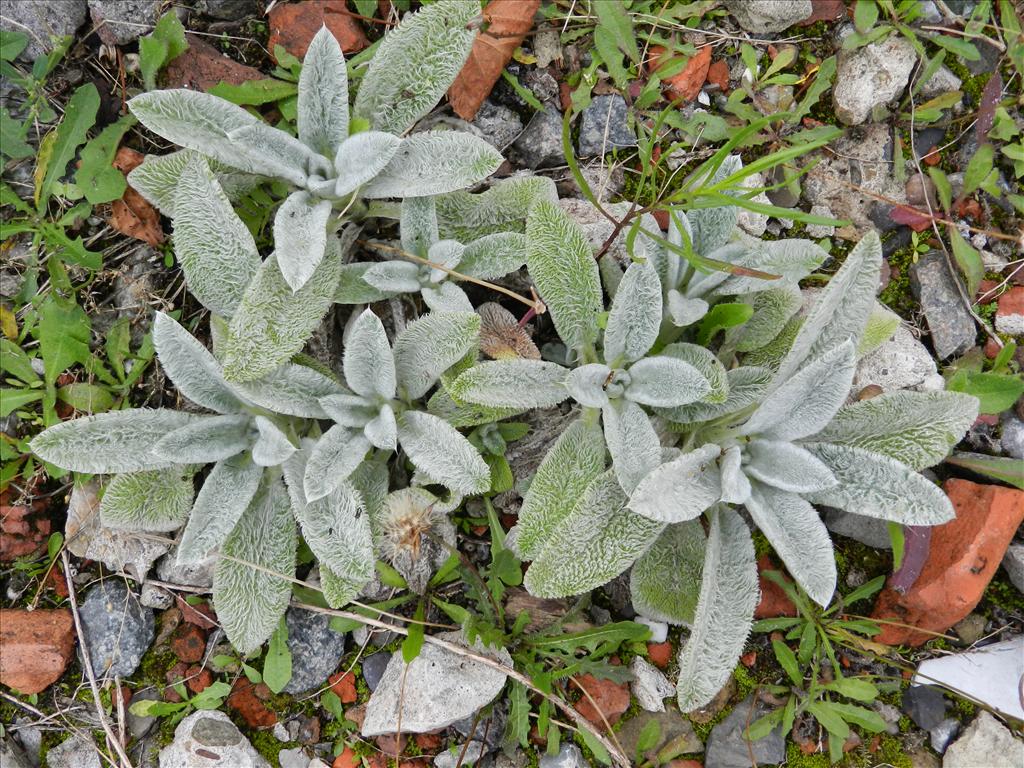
650, 45, 712, 104
109, 147, 164, 246
448, 0, 540, 121
477, 302, 540, 360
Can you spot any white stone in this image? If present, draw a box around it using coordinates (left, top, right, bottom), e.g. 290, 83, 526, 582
47, 735, 101, 768
630, 657, 676, 712
362, 632, 512, 736
736, 173, 770, 237
139, 583, 173, 610
636, 617, 668, 643
159, 710, 269, 768
805, 204, 836, 238
943, 711, 1024, 768
724, 0, 812, 33
539, 744, 587, 768
995, 307, 1024, 336
853, 324, 940, 393
914, 636, 1024, 721
834, 36, 918, 125
919, 66, 963, 100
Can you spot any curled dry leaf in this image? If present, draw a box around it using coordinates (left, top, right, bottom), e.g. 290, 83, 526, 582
110, 148, 165, 246
649, 44, 712, 104
267, 0, 369, 62
477, 302, 540, 360
448, 0, 540, 120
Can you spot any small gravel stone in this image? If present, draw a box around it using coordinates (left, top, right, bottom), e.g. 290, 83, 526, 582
919, 65, 963, 100
281, 608, 347, 694
471, 100, 523, 151
825, 510, 892, 550
902, 685, 946, 730
577, 95, 636, 157
159, 710, 270, 768
126, 690, 161, 739
944, 711, 1024, 768
278, 748, 309, 768
454, 702, 507, 749
434, 741, 488, 768
361, 652, 391, 692
0, 738, 32, 768
629, 657, 676, 712
156, 547, 216, 588
723, 0, 812, 33
910, 252, 977, 359
539, 743, 587, 768
512, 108, 565, 169
0, 1, 88, 60
706, 695, 785, 768
1001, 543, 1024, 593
139, 584, 173, 610
273, 723, 291, 743
87, 0, 164, 45
46, 734, 101, 768
805, 204, 835, 238
929, 718, 960, 754
78, 580, 155, 680
833, 36, 917, 125
197, 0, 252, 20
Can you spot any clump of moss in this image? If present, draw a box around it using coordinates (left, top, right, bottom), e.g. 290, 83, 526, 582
878, 243, 918, 318
249, 728, 286, 764
732, 665, 758, 700
785, 742, 832, 768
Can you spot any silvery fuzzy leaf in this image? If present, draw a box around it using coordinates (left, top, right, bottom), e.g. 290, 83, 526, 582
775, 231, 882, 382
171, 154, 261, 318
603, 261, 662, 365
660, 343, 729, 404
426, 388, 526, 428
630, 521, 706, 625
333, 131, 403, 198
744, 439, 837, 493
222, 245, 341, 382
742, 315, 801, 371
686, 156, 743, 255
599, 253, 624, 300
252, 416, 296, 467
660, 365, 771, 426
719, 446, 751, 504
436, 175, 559, 242
226, 122, 320, 187
128, 90, 258, 173
666, 291, 709, 327
393, 310, 481, 399
343, 309, 397, 400
602, 399, 663, 495
810, 391, 978, 471
283, 448, 374, 594
565, 364, 613, 408
362, 132, 502, 199
655, 208, 693, 291
297, 26, 349, 156
628, 444, 722, 522
153, 414, 252, 464
234, 363, 347, 419
31, 409, 200, 474
363, 260, 422, 294
128, 150, 263, 217
274, 191, 333, 292
675, 506, 758, 711
741, 342, 855, 441
396, 411, 490, 496
213, 472, 296, 655
153, 312, 244, 414
524, 470, 664, 598
716, 238, 829, 296
335, 263, 402, 304
625, 356, 711, 408
457, 233, 528, 281
319, 566, 365, 609
422, 281, 474, 313
802, 442, 955, 525
426, 239, 465, 278
320, 394, 376, 427
684, 243, 748, 299
401, 196, 439, 257
304, 425, 371, 502
511, 419, 606, 561
857, 302, 901, 357
348, 456, 390, 543
352, 0, 478, 134
450, 359, 570, 409
99, 467, 196, 533
733, 285, 804, 353
746, 482, 836, 607
526, 200, 602, 353
364, 404, 397, 450
177, 454, 263, 564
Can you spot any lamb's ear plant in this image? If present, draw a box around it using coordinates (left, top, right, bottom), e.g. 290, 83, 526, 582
452, 191, 978, 712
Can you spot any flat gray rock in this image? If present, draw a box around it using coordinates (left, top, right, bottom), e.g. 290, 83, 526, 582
706, 695, 785, 768
159, 710, 269, 768
539, 744, 587, 768
281, 607, 347, 694
1002, 543, 1024, 593
0, 1, 87, 60
825, 509, 892, 549
578, 95, 636, 157
87, 0, 163, 45
911, 252, 976, 360
629, 657, 676, 712
360, 651, 391, 692
724, 0, 811, 33
512, 108, 564, 169
362, 631, 511, 736
433, 741, 489, 768
834, 36, 917, 125
79, 580, 154, 680
943, 711, 1024, 768
853, 324, 944, 393
1001, 415, 1024, 460
46, 735, 101, 768
472, 100, 523, 151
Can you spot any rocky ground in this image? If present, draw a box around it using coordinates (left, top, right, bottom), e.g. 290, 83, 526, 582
0, 1, 1022, 768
